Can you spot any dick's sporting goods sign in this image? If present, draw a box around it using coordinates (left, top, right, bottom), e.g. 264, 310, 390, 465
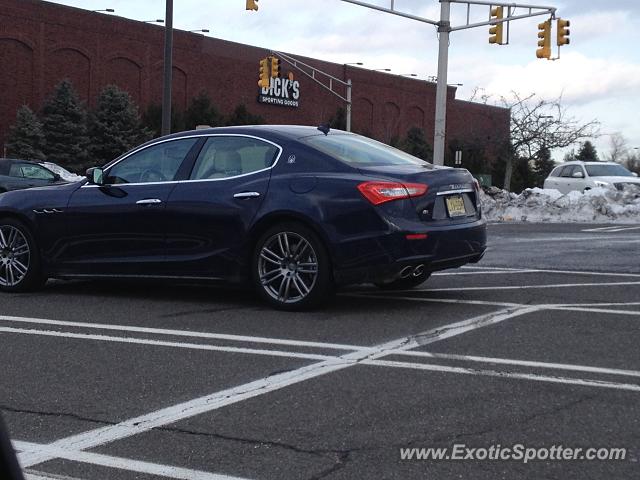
258, 77, 300, 108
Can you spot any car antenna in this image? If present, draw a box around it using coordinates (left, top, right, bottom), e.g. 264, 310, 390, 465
317, 124, 330, 136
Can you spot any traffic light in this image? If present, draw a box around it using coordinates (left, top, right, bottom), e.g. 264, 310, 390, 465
246, 0, 258, 11
258, 57, 270, 88
270, 56, 281, 78
536, 19, 551, 59
489, 6, 504, 45
557, 18, 570, 46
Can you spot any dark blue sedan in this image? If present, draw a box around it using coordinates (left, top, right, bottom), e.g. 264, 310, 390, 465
0, 126, 486, 309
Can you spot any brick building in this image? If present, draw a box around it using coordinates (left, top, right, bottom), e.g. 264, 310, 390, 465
0, 0, 510, 161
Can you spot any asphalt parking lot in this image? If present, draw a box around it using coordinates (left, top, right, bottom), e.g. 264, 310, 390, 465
2, 222, 639, 480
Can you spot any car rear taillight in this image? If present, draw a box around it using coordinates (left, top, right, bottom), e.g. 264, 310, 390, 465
357, 181, 428, 205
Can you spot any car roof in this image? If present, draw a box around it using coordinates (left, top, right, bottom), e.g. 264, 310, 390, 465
168, 125, 351, 141
562, 161, 619, 166
0, 158, 42, 165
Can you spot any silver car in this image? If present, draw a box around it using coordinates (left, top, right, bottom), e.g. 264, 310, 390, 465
543, 161, 640, 193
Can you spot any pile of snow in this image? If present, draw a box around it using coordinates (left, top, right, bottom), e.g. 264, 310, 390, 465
40, 162, 84, 182
480, 186, 640, 223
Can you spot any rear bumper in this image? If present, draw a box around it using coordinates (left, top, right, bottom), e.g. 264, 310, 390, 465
333, 219, 487, 285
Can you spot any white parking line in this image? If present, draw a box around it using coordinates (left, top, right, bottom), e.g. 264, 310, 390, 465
0, 315, 360, 351
364, 359, 640, 393
433, 270, 538, 276
345, 294, 640, 317
15, 441, 249, 480
461, 265, 640, 278
487, 235, 640, 243
18, 306, 530, 468
557, 301, 640, 307
343, 293, 522, 308
415, 281, 640, 292
582, 226, 640, 233
549, 306, 640, 316
389, 351, 640, 378
0, 327, 336, 361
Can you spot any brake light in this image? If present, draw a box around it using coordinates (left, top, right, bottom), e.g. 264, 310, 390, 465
357, 181, 428, 205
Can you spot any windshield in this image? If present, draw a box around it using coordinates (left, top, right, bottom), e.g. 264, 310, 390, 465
585, 164, 634, 177
303, 133, 429, 167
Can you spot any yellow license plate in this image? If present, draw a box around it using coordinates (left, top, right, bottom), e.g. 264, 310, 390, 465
445, 195, 467, 217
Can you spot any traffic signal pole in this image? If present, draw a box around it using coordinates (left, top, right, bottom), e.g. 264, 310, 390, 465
433, 1, 451, 171
338, 0, 558, 165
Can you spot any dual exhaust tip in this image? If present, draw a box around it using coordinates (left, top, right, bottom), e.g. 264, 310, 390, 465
399, 264, 425, 279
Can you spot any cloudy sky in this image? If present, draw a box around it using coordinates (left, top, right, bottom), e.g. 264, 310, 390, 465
51, 0, 640, 161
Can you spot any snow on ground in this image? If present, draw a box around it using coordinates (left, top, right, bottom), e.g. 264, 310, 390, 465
480, 186, 640, 223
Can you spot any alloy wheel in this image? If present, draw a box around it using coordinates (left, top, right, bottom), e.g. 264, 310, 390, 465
257, 231, 319, 304
0, 225, 31, 287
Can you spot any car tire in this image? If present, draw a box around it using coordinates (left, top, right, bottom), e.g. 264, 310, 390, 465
252, 222, 333, 310
0, 218, 46, 292
375, 270, 430, 291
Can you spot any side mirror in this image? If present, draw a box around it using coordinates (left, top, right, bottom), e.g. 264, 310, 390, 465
53, 173, 61, 181
633, 172, 639, 177
572, 171, 584, 178
86, 167, 105, 185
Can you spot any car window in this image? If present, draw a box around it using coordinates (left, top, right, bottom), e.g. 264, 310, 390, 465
190, 136, 279, 180
585, 164, 634, 177
22, 164, 56, 180
9, 163, 55, 180
549, 166, 562, 177
559, 166, 576, 177
303, 133, 428, 167
106, 138, 198, 184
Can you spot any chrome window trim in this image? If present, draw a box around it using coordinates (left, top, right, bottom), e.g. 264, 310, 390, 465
80, 133, 283, 188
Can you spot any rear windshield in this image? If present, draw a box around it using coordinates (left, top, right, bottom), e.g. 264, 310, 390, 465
585, 164, 634, 177
303, 134, 429, 167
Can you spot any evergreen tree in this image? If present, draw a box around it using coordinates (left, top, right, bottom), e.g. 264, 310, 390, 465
141, 103, 185, 138
226, 104, 264, 126
184, 91, 223, 130
399, 127, 433, 161
575, 141, 599, 162
533, 147, 555, 187
6, 105, 46, 160
88, 85, 151, 166
41, 79, 89, 172
328, 107, 347, 131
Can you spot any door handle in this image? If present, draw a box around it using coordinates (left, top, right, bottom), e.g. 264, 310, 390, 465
136, 198, 163, 205
233, 192, 261, 199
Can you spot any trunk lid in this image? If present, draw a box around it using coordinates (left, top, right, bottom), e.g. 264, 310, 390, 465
358, 164, 481, 224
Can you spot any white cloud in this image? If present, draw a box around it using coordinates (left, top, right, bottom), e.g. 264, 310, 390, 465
470, 52, 640, 105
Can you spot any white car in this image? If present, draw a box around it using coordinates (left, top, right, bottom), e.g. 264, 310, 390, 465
543, 161, 640, 194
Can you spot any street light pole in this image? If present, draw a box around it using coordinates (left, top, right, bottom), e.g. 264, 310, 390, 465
433, 0, 451, 166
161, 0, 173, 136
346, 79, 352, 132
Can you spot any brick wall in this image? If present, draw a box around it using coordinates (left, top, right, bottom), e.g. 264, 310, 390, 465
0, 0, 510, 162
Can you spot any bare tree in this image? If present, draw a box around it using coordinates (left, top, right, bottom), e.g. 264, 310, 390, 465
501, 92, 599, 190
468, 91, 600, 190
622, 151, 640, 175
607, 132, 629, 163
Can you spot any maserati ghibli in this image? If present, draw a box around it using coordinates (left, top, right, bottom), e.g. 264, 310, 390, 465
0, 126, 486, 309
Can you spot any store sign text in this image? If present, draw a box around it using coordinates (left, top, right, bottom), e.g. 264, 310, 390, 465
258, 77, 300, 108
